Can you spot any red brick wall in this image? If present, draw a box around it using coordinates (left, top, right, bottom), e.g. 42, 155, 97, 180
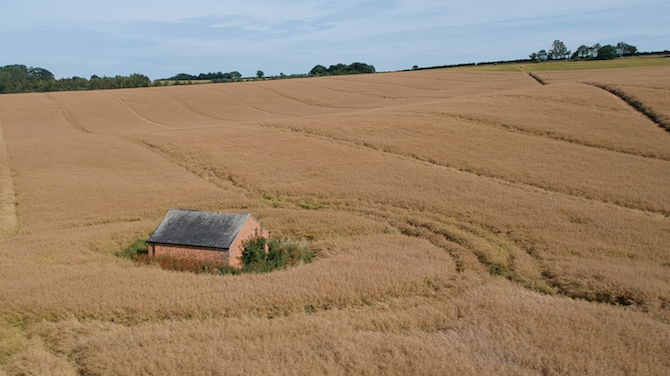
228, 217, 270, 268
148, 243, 229, 265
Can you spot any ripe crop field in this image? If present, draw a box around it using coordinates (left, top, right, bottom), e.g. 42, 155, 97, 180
0, 64, 669, 375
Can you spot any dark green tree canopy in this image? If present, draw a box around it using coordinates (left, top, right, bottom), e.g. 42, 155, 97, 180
162, 71, 244, 83
0, 64, 150, 94
589, 43, 602, 58
596, 45, 618, 60
28, 67, 55, 81
309, 65, 328, 76
572, 45, 590, 59
531, 40, 638, 62
616, 42, 638, 56
308, 62, 376, 76
549, 40, 571, 60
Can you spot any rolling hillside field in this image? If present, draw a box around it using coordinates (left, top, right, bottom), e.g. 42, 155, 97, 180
0, 62, 669, 375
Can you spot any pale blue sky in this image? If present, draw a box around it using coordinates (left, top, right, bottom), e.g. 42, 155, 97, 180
1, 0, 668, 79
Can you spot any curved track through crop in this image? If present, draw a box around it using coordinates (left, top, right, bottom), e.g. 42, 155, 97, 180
407, 111, 670, 161
1, 66, 670, 375
586, 82, 670, 133
207, 86, 298, 118
44, 93, 92, 133
101, 92, 174, 128
255, 121, 669, 218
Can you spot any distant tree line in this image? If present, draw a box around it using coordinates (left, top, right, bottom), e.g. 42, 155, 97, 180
309, 62, 376, 76
529, 40, 638, 62
159, 71, 243, 83
0, 64, 150, 94
158, 62, 377, 85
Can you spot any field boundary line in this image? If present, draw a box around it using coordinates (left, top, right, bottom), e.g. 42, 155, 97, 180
257, 122, 669, 219
0, 122, 18, 238
44, 94, 92, 133
405, 111, 670, 162
586, 82, 670, 134
100, 92, 173, 128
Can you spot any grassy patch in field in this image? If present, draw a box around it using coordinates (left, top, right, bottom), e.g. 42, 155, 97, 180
451, 64, 522, 72
522, 57, 670, 71
0, 322, 30, 366
452, 56, 670, 72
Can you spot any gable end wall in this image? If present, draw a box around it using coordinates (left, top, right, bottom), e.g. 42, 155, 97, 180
228, 217, 270, 268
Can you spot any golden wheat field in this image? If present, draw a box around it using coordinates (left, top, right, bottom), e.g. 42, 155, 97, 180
1, 62, 670, 375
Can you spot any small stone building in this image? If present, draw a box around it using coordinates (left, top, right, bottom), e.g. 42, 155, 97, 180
147, 209, 269, 268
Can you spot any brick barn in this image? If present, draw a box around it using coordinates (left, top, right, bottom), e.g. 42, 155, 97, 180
147, 209, 269, 268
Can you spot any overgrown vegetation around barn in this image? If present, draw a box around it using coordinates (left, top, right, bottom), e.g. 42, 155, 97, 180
241, 236, 315, 272
117, 236, 314, 275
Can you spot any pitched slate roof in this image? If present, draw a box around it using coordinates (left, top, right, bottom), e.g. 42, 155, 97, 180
147, 209, 251, 250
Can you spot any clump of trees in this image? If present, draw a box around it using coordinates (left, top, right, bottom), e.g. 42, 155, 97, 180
528, 40, 571, 62
309, 62, 376, 76
159, 62, 376, 84
529, 40, 638, 62
0, 64, 150, 94
159, 71, 243, 83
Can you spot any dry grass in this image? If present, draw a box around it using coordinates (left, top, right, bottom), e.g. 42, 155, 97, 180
25, 281, 670, 376
0, 67, 669, 374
